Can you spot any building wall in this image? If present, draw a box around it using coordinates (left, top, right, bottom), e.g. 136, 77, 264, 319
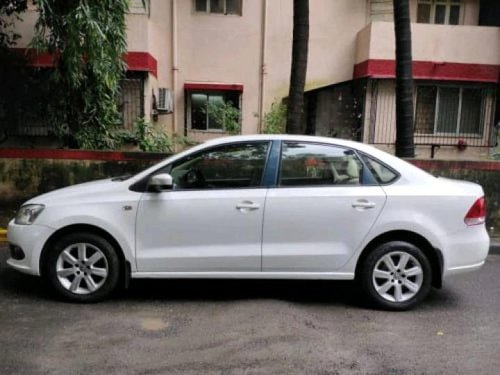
7, 0, 499, 160
354, 0, 499, 160
173, 0, 369, 141
355, 21, 500, 66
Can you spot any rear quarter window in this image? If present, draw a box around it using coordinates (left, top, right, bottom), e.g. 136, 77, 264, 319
361, 154, 399, 184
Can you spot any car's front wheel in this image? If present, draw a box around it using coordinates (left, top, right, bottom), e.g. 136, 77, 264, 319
359, 241, 432, 310
46, 232, 120, 302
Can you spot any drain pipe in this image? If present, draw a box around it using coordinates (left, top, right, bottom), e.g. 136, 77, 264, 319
172, 0, 179, 135
258, 0, 268, 133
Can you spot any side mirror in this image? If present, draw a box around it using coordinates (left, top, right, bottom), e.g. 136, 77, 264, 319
148, 173, 173, 192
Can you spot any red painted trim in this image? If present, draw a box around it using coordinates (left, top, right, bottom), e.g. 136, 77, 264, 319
124, 52, 158, 77
354, 59, 499, 83
1, 149, 498, 171
184, 82, 244, 92
410, 159, 500, 171
10, 48, 158, 77
0, 148, 168, 161
11, 48, 58, 68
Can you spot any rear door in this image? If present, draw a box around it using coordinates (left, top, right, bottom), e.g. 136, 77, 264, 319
262, 141, 387, 272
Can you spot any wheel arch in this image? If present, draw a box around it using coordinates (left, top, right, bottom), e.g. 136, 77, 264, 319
355, 230, 443, 288
39, 224, 131, 287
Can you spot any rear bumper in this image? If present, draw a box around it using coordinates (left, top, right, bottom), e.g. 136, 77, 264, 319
6, 220, 55, 276
441, 225, 490, 278
445, 261, 485, 276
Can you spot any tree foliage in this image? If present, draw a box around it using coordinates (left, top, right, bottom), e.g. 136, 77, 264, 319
262, 101, 287, 134
0, 0, 28, 142
31, 0, 129, 149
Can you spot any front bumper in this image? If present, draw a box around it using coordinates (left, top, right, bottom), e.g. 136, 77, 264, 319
6, 220, 56, 276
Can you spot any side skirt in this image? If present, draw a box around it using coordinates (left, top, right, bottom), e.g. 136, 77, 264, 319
131, 272, 355, 280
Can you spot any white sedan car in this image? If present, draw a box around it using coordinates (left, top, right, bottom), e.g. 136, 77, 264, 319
7, 135, 489, 309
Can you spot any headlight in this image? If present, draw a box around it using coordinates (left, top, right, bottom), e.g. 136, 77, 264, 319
15, 204, 45, 225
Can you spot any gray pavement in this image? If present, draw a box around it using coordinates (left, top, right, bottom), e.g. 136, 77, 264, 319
0, 245, 499, 375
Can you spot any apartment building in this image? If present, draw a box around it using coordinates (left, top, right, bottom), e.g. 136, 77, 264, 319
7, 0, 500, 158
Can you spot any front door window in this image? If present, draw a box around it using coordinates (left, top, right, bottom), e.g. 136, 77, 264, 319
170, 142, 270, 190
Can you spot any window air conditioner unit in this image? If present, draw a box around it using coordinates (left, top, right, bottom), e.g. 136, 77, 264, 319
158, 88, 173, 113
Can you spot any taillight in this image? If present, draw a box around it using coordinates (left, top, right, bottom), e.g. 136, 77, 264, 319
464, 197, 486, 226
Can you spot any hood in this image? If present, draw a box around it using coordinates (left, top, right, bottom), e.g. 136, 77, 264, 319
24, 178, 123, 206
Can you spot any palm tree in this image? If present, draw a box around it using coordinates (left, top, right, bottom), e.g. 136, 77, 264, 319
393, 0, 415, 157
286, 0, 309, 134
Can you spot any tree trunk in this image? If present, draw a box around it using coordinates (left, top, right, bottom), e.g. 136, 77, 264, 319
286, 0, 309, 134
393, 0, 415, 157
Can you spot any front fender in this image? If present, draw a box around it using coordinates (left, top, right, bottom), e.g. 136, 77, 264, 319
38, 203, 138, 271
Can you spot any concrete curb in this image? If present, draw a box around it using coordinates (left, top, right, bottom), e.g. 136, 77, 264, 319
490, 241, 500, 255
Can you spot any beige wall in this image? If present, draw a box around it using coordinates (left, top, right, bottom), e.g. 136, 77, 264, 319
10, 8, 37, 46
355, 21, 500, 65
175, 0, 263, 139
146, 1, 173, 131
463, 0, 480, 25
173, 0, 369, 140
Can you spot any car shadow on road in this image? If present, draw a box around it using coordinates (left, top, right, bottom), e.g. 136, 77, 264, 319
0, 261, 366, 308
0, 266, 55, 301
0, 260, 461, 311
124, 278, 365, 307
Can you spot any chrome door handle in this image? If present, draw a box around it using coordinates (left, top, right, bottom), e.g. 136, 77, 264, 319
352, 200, 376, 209
236, 201, 260, 211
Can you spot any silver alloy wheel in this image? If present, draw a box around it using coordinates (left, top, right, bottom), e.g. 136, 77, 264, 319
372, 251, 424, 303
55, 243, 109, 295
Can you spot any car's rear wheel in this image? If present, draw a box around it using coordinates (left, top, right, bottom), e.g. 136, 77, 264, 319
46, 233, 120, 302
359, 241, 432, 310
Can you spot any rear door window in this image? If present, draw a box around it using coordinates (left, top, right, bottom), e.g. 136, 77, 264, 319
279, 142, 363, 187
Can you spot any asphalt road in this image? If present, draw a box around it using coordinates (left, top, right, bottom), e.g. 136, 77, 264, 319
0, 245, 499, 375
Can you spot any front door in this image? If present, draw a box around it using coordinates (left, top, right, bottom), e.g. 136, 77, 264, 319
135, 141, 270, 272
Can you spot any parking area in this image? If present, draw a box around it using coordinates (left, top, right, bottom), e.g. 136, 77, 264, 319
1, 245, 499, 374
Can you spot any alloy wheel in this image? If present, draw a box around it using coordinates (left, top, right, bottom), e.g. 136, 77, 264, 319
55, 243, 109, 295
372, 251, 424, 303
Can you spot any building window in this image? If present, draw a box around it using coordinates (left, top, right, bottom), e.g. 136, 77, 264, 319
195, 0, 242, 15
188, 91, 240, 131
415, 85, 483, 135
129, 0, 149, 15
118, 76, 144, 130
417, 0, 461, 25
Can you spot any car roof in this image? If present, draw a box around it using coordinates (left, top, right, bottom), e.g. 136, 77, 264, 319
203, 134, 362, 148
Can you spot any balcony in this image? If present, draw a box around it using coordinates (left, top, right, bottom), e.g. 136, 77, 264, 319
354, 21, 500, 83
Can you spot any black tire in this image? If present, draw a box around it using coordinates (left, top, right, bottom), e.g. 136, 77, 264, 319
358, 241, 432, 311
45, 232, 120, 302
